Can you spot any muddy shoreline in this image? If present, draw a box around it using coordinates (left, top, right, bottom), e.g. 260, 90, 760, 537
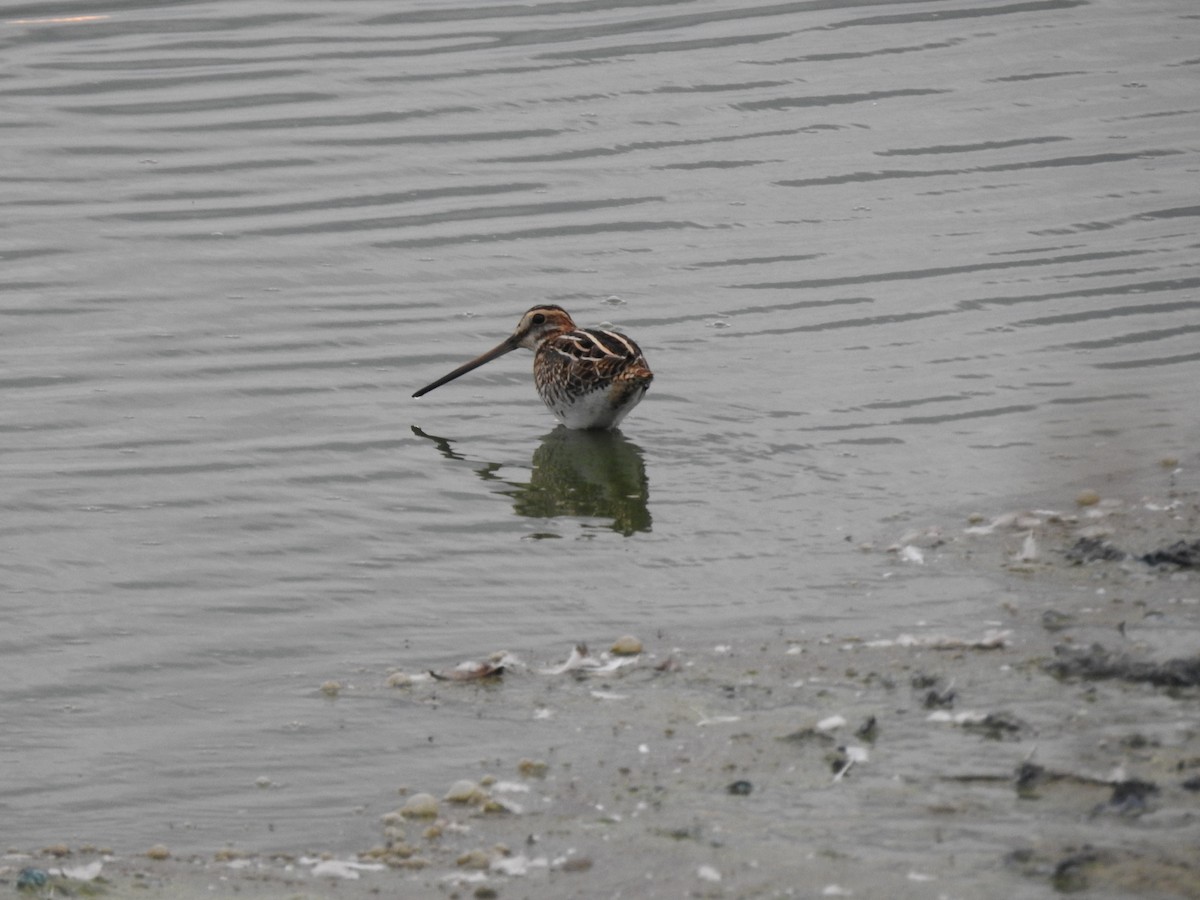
6, 467, 1198, 899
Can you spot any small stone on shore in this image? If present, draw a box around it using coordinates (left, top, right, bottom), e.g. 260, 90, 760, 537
610, 635, 643, 655
517, 758, 549, 778
445, 779, 488, 804
399, 793, 439, 818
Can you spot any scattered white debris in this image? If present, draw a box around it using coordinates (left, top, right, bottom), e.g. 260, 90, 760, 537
588, 689, 628, 701
696, 714, 741, 726
304, 858, 385, 879
822, 884, 852, 896
862, 633, 919, 648
970, 508, 1077, 535
817, 715, 848, 732
491, 796, 525, 815
491, 854, 548, 876
491, 780, 531, 794
391, 644, 646, 685
58, 861, 103, 881
907, 870, 936, 882
431, 653, 518, 682
386, 670, 431, 687
927, 710, 990, 725
899, 545, 925, 564
863, 630, 1010, 650
1014, 531, 1039, 562
441, 870, 489, 885
698, 864, 722, 882
965, 511, 1021, 535
894, 526, 944, 547
540, 644, 638, 676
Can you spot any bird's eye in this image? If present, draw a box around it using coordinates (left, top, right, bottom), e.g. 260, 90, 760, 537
531, 313, 546, 325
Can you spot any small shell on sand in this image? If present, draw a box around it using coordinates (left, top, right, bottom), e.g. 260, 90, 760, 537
430, 660, 505, 681
1076, 489, 1101, 507
145, 844, 171, 860
320, 681, 341, 697
399, 793, 439, 818
610, 635, 643, 655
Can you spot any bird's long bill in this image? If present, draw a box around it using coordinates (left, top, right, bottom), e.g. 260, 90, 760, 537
412, 337, 520, 398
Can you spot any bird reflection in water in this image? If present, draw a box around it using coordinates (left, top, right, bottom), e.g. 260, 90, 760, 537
411, 426, 650, 536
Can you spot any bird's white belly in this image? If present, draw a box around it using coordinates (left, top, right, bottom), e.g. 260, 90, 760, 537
543, 383, 645, 430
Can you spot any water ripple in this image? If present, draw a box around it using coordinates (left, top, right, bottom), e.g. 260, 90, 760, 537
4, 0, 1199, 856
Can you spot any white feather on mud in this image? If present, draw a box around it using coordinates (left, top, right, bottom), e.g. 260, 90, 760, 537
539, 643, 640, 676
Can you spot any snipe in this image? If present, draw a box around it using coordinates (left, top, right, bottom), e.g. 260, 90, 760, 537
413, 306, 652, 430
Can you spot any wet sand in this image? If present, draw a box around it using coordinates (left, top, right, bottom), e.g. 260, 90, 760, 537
7, 464, 1197, 899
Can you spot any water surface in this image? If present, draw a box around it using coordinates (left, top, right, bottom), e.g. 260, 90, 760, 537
3, 0, 1197, 853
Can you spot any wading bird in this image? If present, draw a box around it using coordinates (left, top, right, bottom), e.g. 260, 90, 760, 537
413, 305, 652, 430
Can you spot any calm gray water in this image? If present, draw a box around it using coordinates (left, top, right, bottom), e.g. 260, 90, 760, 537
3, 0, 1197, 853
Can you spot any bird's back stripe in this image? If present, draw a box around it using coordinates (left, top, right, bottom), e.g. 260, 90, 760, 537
584, 328, 638, 358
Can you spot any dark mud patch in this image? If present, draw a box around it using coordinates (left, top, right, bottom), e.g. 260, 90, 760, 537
1046, 642, 1200, 688
1141, 539, 1200, 569
1065, 536, 1128, 564
1007, 844, 1200, 897
1065, 536, 1200, 569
